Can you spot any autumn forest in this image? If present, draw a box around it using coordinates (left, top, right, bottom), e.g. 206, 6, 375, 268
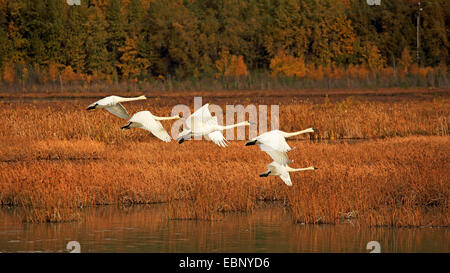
0, 0, 448, 91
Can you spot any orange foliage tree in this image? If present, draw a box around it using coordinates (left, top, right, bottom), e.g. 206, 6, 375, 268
225, 55, 248, 77
269, 51, 306, 77
215, 49, 248, 78
399, 47, 412, 74
61, 66, 79, 84
47, 60, 60, 83
364, 44, 385, 73
2, 61, 15, 84
116, 36, 150, 81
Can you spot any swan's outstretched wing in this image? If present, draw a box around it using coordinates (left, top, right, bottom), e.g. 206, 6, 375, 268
203, 116, 227, 147
130, 111, 171, 142
279, 171, 292, 186
141, 116, 172, 143
184, 104, 227, 146
268, 162, 292, 186
257, 130, 292, 152
256, 130, 292, 164
186, 104, 212, 130
105, 103, 130, 119
259, 143, 291, 165
207, 131, 228, 147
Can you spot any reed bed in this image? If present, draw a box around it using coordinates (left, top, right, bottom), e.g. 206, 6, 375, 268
0, 93, 448, 143
0, 90, 448, 226
0, 135, 448, 226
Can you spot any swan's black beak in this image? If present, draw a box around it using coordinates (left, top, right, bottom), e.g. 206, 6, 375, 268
312, 128, 319, 133
245, 140, 257, 146
259, 171, 271, 177
178, 138, 185, 144
121, 122, 132, 130
313, 167, 318, 170
86, 105, 97, 110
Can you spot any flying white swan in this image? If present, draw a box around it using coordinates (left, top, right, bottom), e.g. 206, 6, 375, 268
259, 161, 317, 186
86, 95, 146, 119
177, 103, 253, 147
245, 128, 317, 165
120, 111, 180, 142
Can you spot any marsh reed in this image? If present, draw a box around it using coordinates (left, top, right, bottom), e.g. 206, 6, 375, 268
0, 90, 448, 226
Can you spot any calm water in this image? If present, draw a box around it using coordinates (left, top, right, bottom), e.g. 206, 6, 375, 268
0, 204, 448, 253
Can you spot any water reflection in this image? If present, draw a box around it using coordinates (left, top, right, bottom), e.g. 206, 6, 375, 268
0, 205, 448, 253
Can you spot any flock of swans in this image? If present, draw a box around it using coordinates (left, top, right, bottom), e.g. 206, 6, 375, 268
86, 95, 318, 186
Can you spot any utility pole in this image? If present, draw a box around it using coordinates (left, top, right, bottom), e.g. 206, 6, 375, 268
417, 1, 422, 66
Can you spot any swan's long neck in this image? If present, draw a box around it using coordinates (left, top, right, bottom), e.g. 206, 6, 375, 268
217, 122, 249, 131
154, 115, 180, 121
118, 95, 146, 102
281, 128, 314, 138
285, 166, 316, 172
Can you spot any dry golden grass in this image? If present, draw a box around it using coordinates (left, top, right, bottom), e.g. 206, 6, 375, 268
0, 90, 448, 226
286, 137, 449, 227
0, 136, 448, 226
0, 92, 448, 142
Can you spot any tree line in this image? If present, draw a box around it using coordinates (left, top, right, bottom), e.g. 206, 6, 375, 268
0, 0, 448, 90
